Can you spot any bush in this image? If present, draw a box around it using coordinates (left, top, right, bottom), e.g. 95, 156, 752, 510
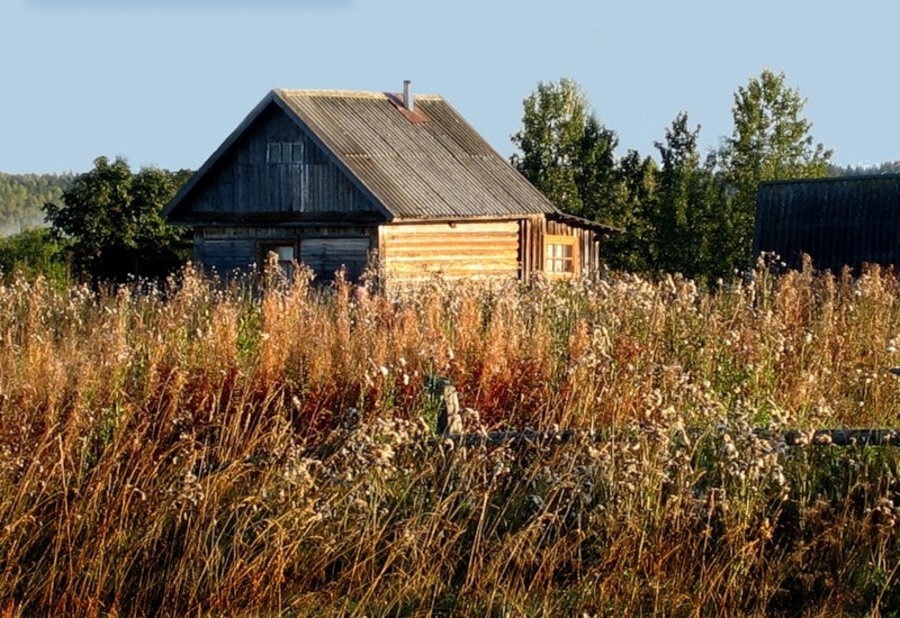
0, 227, 67, 283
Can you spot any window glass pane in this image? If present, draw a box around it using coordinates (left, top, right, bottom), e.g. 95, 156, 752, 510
275, 245, 294, 261
268, 143, 282, 163
291, 143, 304, 162
544, 236, 577, 275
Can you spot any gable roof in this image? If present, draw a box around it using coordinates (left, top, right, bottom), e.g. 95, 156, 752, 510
165, 88, 563, 222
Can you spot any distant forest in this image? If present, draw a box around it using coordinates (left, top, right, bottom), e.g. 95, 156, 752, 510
0, 172, 73, 235
829, 161, 900, 177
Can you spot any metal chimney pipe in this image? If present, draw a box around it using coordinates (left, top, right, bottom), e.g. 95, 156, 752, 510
403, 80, 413, 112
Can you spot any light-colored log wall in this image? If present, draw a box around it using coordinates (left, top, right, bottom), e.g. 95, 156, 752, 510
381, 221, 520, 281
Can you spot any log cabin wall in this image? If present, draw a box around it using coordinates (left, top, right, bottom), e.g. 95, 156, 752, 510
518, 216, 541, 279
196, 225, 375, 281
380, 220, 520, 282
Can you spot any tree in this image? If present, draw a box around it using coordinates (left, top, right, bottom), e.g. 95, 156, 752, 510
719, 70, 832, 270
510, 78, 618, 221
0, 227, 66, 282
603, 150, 657, 272
43, 156, 192, 281
651, 112, 704, 275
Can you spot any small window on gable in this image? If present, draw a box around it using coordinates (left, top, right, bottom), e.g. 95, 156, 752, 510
544, 234, 579, 277
268, 142, 304, 164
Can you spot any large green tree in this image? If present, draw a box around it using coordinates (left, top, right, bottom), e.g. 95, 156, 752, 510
44, 156, 192, 281
651, 112, 708, 276
510, 78, 618, 221
719, 70, 832, 270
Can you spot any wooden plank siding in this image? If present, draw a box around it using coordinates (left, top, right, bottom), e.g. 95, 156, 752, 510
755, 176, 900, 273
518, 216, 603, 279
545, 218, 603, 277
381, 221, 520, 281
184, 105, 379, 218
300, 238, 372, 280
196, 226, 375, 281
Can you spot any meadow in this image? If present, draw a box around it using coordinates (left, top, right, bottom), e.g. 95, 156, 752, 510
0, 263, 898, 615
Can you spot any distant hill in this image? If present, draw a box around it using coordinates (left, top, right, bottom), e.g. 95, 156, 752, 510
0, 172, 74, 236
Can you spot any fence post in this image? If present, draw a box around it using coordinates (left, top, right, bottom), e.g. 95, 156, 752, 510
439, 382, 464, 436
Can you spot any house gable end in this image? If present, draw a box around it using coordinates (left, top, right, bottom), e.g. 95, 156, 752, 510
165, 95, 390, 224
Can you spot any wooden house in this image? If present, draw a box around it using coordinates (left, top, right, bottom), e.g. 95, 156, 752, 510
163, 83, 614, 284
754, 174, 900, 273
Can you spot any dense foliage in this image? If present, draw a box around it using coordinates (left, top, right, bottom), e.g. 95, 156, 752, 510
0, 172, 72, 235
0, 227, 66, 282
513, 70, 833, 280
0, 267, 898, 615
43, 156, 192, 282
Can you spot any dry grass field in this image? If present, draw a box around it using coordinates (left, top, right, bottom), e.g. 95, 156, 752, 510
0, 263, 898, 615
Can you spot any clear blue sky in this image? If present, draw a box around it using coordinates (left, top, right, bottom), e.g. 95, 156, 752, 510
2, 0, 898, 174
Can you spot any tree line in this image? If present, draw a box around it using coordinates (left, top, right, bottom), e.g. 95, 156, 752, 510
0, 69, 897, 283
511, 70, 835, 280
0, 172, 73, 234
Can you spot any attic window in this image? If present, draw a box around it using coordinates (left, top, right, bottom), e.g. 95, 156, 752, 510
268, 142, 304, 163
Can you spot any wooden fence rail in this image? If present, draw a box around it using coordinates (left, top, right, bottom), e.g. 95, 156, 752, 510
441, 428, 900, 448
434, 380, 900, 448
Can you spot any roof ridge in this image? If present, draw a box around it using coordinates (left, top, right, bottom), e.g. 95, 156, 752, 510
275, 88, 442, 100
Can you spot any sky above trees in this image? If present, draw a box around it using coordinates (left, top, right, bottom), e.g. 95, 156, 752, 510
2, 0, 899, 173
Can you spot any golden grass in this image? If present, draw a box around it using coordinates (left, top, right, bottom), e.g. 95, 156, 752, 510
0, 263, 898, 615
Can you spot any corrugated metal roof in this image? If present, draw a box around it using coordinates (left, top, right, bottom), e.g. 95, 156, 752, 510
273, 89, 559, 220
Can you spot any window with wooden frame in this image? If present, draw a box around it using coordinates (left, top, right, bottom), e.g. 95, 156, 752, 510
259, 242, 298, 279
544, 234, 579, 276
267, 142, 304, 164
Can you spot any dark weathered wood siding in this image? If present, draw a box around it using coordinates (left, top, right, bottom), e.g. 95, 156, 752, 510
755, 176, 900, 272
380, 221, 520, 281
196, 226, 375, 280
185, 105, 379, 217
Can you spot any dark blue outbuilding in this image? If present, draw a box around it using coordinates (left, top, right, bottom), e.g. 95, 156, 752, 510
754, 174, 900, 273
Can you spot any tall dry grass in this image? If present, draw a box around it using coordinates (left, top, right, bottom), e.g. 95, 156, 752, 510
0, 263, 898, 615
